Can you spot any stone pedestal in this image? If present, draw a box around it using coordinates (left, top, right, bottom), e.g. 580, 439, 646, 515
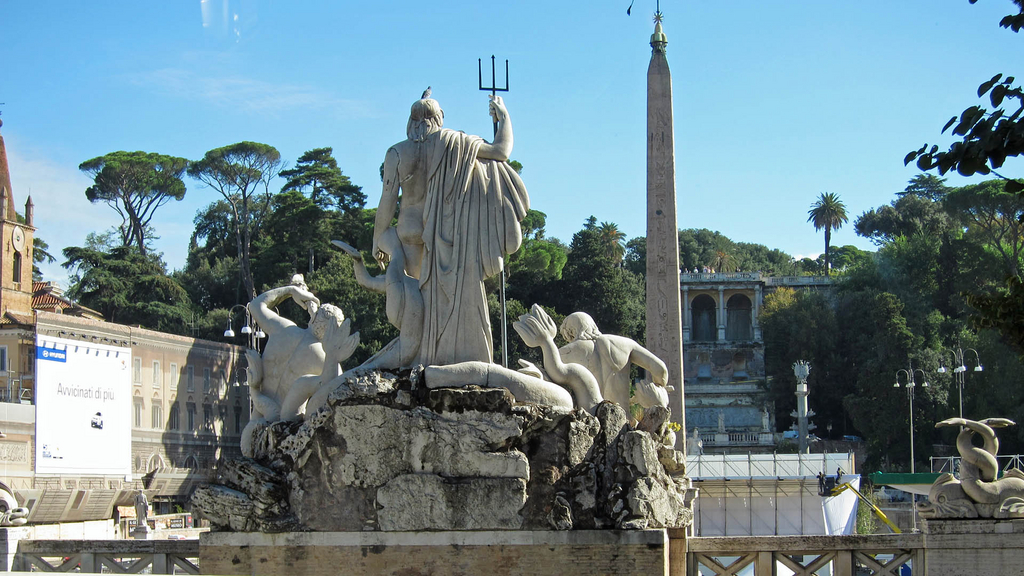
130, 525, 153, 540
0, 527, 31, 571
201, 530, 671, 576
921, 518, 1024, 575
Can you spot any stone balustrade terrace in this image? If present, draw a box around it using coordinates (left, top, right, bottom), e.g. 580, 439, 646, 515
11, 538, 199, 573
683, 532, 923, 576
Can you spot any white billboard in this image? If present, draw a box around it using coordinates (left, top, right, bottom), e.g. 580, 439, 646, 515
34, 335, 131, 475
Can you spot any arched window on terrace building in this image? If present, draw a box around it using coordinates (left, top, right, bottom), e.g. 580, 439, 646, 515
691, 295, 717, 342
726, 294, 753, 341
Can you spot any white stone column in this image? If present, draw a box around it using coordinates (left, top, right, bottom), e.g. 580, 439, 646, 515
717, 286, 726, 341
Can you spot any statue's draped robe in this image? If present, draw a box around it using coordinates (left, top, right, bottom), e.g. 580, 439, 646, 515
418, 128, 529, 366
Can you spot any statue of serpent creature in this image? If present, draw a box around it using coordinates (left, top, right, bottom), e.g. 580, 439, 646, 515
919, 417, 1024, 519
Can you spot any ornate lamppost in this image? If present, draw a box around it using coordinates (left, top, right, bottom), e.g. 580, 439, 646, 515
895, 364, 929, 531
792, 360, 814, 454
937, 345, 983, 419
224, 304, 265, 349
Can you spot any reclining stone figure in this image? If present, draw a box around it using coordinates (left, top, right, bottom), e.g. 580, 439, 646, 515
558, 311, 672, 412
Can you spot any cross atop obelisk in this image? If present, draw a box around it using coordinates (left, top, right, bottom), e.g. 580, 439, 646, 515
645, 11, 686, 447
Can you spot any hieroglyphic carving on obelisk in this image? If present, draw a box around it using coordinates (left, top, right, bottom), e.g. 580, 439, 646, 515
645, 14, 686, 443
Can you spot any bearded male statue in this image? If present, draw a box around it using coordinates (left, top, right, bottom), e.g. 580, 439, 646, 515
372, 91, 529, 367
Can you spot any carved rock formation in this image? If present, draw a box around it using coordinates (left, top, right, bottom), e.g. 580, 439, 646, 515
191, 369, 694, 532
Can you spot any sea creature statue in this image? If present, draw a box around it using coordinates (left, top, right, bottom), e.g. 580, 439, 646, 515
423, 305, 603, 414
241, 279, 359, 457
919, 417, 1024, 519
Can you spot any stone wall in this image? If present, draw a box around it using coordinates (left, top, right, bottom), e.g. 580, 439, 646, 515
921, 518, 1024, 576
201, 530, 670, 576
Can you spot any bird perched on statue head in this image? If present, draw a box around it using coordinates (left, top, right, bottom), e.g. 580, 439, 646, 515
421, 86, 432, 99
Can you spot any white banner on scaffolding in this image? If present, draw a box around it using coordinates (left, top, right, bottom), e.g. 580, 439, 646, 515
34, 335, 131, 475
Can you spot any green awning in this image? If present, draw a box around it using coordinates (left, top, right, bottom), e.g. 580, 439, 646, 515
869, 472, 941, 495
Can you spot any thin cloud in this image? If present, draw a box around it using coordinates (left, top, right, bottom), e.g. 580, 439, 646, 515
131, 68, 373, 117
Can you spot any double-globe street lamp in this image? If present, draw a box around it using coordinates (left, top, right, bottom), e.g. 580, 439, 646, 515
893, 366, 929, 475
937, 345, 983, 419
224, 304, 265, 348
894, 365, 929, 532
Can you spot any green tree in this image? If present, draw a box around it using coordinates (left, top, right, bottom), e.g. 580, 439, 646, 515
62, 245, 191, 333
807, 192, 849, 277
253, 190, 329, 290
837, 291, 944, 471
554, 219, 645, 341
760, 288, 846, 437
279, 147, 366, 212
188, 142, 282, 300
827, 245, 874, 275
856, 178, 954, 245
504, 210, 568, 307
678, 229, 735, 271
32, 238, 55, 281
943, 179, 1024, 276
732, 242, 799, 275
79, 151, 189, 255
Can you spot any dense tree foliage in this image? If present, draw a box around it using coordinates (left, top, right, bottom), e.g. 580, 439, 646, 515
279, 147, 366, 212
760, 174, 1024, 470
552, 217, 645, 341
62, 245, 191, 332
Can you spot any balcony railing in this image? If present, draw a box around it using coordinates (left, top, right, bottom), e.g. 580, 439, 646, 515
13, 539, 199, 573
683, 533, 923, 576
931, 453, 1024, 475
681, 272, 763, 283
764, 275, 834, 287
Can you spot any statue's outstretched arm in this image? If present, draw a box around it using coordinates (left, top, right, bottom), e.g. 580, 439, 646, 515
373, 147, 401, 267
332, 240, 385, 293
248, 285, 318, 336
629, 345, 669, 387
478, 95, 514, 161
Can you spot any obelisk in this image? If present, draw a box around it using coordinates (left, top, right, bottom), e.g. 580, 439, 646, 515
645, 14, 686, 446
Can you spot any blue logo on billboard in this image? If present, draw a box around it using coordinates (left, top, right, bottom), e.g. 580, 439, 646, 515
38, 347, 67, 362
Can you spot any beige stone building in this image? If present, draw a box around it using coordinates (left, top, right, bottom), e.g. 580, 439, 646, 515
0, 121, 247, 523
681, 271, 832, 454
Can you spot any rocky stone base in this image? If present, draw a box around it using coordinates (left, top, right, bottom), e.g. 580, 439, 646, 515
200, 530, 671, 576
191, 368, 693, 532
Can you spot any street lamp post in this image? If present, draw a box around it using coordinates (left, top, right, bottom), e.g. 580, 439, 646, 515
224, 304, 266, 348
895, 364, 929, 532
937, 345, 983, 419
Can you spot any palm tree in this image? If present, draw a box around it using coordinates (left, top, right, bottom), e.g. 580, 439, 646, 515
598, 221, 627, 266
807, 192, 848, 277
713, 250, 732, 273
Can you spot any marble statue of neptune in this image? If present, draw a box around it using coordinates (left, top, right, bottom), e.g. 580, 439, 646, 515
372, 93, 529, 367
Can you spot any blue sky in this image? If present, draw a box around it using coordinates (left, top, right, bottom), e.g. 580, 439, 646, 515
4, 1, 1021, 285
